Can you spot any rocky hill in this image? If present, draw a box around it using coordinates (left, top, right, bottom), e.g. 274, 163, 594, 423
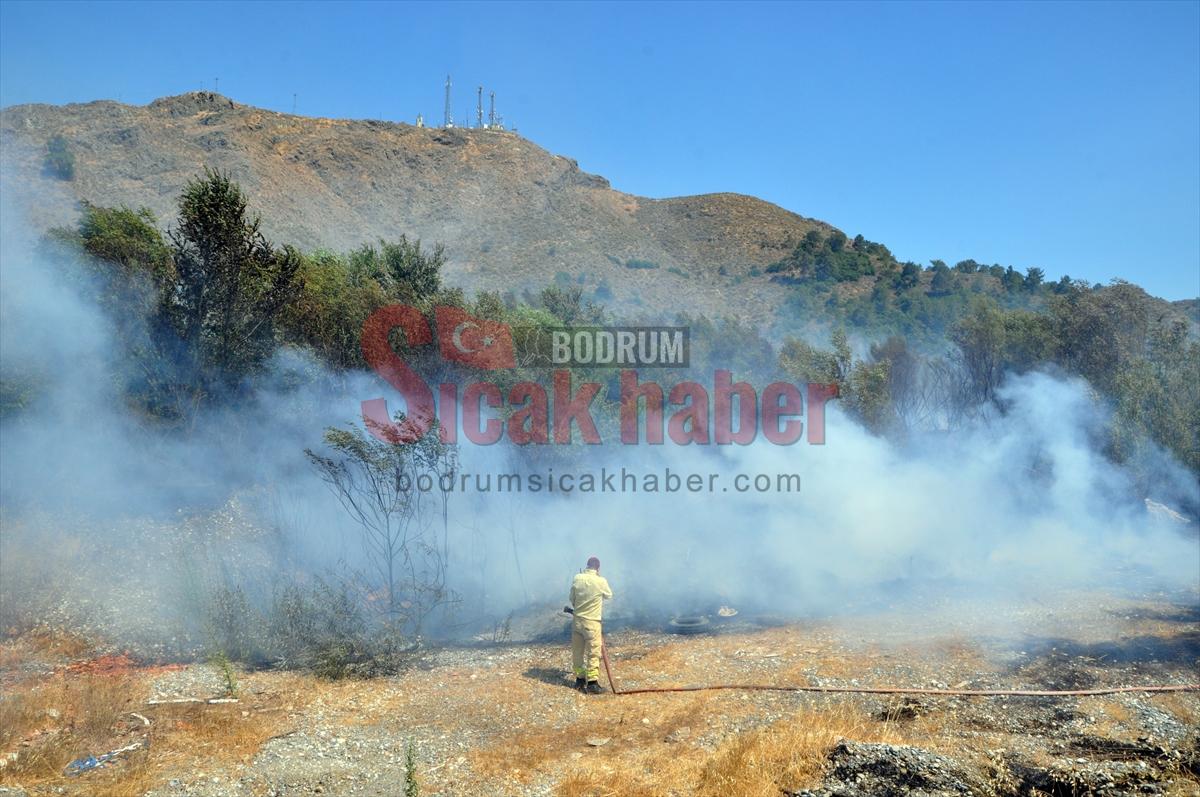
1, 92, 835, 319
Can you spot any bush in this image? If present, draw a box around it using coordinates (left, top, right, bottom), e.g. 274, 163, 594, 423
625, 258, 659, 270
205, 584, 267, 666
43, 135, 74, 180
405, 740, 420, 797
348, 236, 443, 301
268, 578, 392, 678
77, 203, 172, 280
767, 233, 875, 283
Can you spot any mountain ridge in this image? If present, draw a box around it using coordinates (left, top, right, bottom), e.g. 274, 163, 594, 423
1, 91, 837, 319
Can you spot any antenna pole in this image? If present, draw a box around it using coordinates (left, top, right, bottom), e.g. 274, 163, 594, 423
444, 75, 453, 128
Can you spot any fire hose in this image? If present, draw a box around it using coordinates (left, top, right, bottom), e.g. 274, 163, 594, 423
568, 607, 1200, 698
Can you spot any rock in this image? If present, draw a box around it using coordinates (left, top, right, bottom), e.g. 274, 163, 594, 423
586, 737, 611, 747
1007, 754, 1173, 796
788, 740, 987, 797
665, 726, 692, 743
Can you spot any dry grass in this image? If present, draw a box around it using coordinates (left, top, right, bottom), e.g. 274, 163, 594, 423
556, 701, 906, 797
0, 627, 95, 665
0, 654, 320, 797
3, 600, 1197, 796
471, 694, 719, 788
0, 673, 137, 782
1152, 692, 1200, 727
693, 703, 903, 796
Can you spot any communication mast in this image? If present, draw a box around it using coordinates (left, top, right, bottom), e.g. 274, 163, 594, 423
443, 75, 453, 128
488, 91, 497, 129
477, 86, 484, 129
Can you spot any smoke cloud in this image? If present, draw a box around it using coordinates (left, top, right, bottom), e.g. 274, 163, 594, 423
1, 188, 1197, 655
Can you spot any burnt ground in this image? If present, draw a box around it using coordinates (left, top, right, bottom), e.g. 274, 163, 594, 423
0, 590, 1197, 797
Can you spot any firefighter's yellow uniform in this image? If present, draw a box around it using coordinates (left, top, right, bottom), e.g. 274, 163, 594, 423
570, 567, 612, 682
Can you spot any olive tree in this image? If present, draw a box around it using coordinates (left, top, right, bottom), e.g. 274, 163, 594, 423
305, 418, 458, 636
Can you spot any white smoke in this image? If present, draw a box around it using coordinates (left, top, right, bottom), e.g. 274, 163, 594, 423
1, 189, 1197, 653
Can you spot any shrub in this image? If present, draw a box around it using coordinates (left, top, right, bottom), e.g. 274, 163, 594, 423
43, 135, 74, 180
306, 422, 458, 637
76, 203, 172, 280
205, 584, 269, 666
267, 576, 415, 678
625, 258, 659, 270
405, 740, 420, 797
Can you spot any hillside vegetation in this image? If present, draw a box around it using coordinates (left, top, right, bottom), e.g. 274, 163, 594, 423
6, 167, 1196, 499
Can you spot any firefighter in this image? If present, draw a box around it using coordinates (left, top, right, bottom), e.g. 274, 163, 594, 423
570, 556, 612, 693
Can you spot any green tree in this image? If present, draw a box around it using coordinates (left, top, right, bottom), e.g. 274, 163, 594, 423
780, 329, 893, 434
1001, 266, 1024, 292
950, 300, 1054, 405
897, 262, 921, 290
1047, 281, 1149, 393
928, 263, 954, 296
280, 250, 391, 370
77, 203, 173, 281
163, 169, 301, 393
349, 237, 443, 302
538, 284, 604, 324
1024, 267, 1045, 290
779, 331, 850, 385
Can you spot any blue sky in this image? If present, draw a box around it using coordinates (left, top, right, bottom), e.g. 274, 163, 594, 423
2, 0, 1197, 299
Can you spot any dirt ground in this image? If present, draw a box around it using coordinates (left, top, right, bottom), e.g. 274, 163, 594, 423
1, 591, 1197, 797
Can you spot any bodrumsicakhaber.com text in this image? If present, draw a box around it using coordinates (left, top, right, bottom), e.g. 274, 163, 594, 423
394, 468, 803, 496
